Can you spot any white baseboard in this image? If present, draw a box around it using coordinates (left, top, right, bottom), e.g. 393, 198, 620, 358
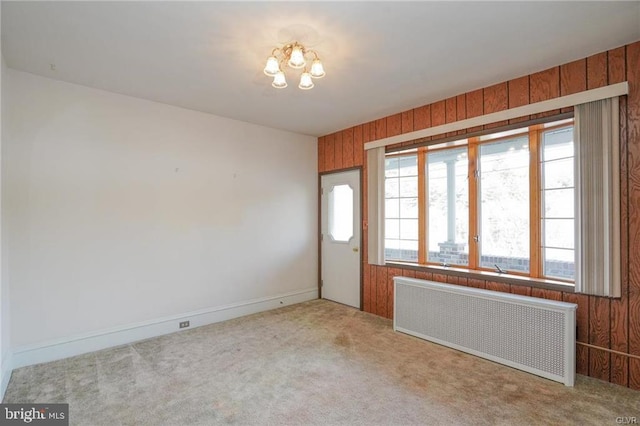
1, 351, 13, 400
11, 288, 318, 371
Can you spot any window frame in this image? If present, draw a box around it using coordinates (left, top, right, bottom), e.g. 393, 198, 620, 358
383, 118, 576, 284
424, 144, 471, 268
383, 151, 421, 263
474, 130, 533, 277
538, 122, 577, 282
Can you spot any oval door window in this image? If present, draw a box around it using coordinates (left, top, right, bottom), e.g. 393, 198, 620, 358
328, 184, 354, 242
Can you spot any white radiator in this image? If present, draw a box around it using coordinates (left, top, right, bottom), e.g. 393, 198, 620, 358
394, 277, 577, 386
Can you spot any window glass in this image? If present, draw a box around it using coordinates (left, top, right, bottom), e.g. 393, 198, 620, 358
380, 119, 575, 283
385, 154, 419, 262
427, 147, 469, 265
328, 184, 354, 242
541, 127, 575, 280
479, 136, 530, 272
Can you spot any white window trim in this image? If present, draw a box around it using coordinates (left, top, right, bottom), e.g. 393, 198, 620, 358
367, 147, 386, 265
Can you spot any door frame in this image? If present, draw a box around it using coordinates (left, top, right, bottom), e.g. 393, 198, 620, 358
319, 166, 364, 310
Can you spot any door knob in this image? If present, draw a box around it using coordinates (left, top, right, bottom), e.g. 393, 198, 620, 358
352, 247, 359, 252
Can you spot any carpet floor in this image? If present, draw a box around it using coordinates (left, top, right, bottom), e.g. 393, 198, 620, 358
3, 299, 639, 425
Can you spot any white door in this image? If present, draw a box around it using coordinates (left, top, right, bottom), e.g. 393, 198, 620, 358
321, 170, 361, 308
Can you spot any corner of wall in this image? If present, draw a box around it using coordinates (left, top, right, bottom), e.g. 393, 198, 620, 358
1, 10, 14, 399
0, 351, 12, 400
11, 287, 317, 370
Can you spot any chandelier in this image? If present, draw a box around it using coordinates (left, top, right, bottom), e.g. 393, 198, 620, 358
263, 42, 325, 90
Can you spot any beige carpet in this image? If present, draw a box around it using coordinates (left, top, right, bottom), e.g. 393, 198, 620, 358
3, 300, 639, 425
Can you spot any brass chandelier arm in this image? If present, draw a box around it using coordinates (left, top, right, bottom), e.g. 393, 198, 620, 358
277, 43, 320, 68
307, 50, 320, 60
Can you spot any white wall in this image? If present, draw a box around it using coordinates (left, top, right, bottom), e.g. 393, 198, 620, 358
0, 3, 11, 396
3, 69, 317, 352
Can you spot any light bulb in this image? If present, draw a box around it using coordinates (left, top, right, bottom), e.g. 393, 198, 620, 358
272, 71, 287, 89
310, 59, 325, 78
263, 56, 280, 76
298, 72, 314, 90
288, 45, 306, 69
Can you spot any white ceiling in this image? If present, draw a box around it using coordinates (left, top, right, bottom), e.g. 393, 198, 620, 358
2, 1, 639, 137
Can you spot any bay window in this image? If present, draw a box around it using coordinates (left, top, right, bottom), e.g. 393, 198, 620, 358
540, 126, 575, 280
384, 155, 419, 262
427, 147, 469, 266
479, 135, 530, 273
383, 118, 575, 282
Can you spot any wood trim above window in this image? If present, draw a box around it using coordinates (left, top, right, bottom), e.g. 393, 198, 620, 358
367, 82, 628, 151
385, 112, 573, 154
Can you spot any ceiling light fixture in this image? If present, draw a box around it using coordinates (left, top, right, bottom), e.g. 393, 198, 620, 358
263, 42, 325, 90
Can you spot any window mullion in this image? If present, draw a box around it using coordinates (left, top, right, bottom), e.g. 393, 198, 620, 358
529, 127, 541, 278
468, 138, 479, 270
418, 148, 427, 264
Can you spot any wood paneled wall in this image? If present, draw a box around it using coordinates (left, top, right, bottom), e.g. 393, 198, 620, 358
318, 41, 640, 390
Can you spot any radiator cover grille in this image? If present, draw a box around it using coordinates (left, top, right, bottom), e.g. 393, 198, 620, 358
394, 277, 577, 386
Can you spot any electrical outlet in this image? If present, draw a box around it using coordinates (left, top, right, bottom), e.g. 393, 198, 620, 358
179, 321, 190, 329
